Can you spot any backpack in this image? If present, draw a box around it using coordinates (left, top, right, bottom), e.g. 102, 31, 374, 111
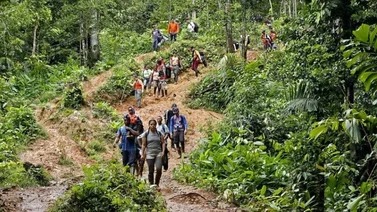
165, 109, 174, 127
193, 23, 199, 33
142, 129, 169, 170
199, 51, 208, 67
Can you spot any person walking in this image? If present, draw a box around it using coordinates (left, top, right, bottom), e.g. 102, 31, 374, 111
152, 26, 162, 51
164, 103, 177, 151
113, 115, 140, 174
169, 107, 188, 159
132, 75, 144, 108
157, 116, 169, 171
170, 53, 181, 84
190, 46, 202, 77
261, 30, 272, 50
142, 65, 152, 92
167, 19, 180, 41
140, 119, 166, 190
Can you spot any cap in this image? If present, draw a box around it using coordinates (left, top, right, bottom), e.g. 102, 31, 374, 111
171, 103, 177, 108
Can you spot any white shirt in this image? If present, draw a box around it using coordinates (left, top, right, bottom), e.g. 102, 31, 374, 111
157, 123, 169, 135
188, 22, 195, 32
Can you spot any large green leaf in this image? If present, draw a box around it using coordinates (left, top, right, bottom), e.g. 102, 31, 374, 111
310, 125, 327, 140
353, 24, 370, 43
370, 26, 377, 45
346, 52, 367, 68
347, 194, 364, 212
363, 72, 377, 91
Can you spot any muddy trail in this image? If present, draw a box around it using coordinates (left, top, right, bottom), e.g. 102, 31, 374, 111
0, 50, 257, 211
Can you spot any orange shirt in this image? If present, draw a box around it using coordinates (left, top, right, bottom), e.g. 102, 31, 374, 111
134, 79, 143, 90
168, 22, 180, 34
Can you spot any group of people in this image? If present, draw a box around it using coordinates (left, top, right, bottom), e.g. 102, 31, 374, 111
261, 29, 277, 50
131, 46, 207, 108
113, 104, 188, 190
152, 19, 200, 51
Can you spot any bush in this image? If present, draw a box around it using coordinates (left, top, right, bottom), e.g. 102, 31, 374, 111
92, 102, 119, 121
94, 61, 135, 103
50, 163, 166, 212
62, 82, 85, 109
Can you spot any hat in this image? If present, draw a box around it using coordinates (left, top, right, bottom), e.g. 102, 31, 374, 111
172, 107, 179, 114
171, 103, 177, 108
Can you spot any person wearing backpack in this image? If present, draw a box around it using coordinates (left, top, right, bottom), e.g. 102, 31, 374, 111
157, 116, 169, 171
190, 46, 202, 77
113, 115, 141, 175
165, 103, 177, 151
140, 119, 165, 189
169, 107, 188, 159
167, 19, 180, 42
152, 26, 163, 51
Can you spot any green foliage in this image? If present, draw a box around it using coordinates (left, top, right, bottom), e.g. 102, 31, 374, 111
50, 163, 166, 212
187, 54, 242, 111
100, 31, 152, 65
23, 162, 52, 186
344, 24, 377, 92
0, 106, 47, 187
92, 102, 118, 121
62, 82, 85, 109
94, 60, 136, 103
0, 162, 36, 188
85, 140, 107, 156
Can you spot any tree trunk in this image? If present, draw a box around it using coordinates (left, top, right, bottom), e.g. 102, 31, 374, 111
80, 20, 87, 66
32, 24, 38, 55
192, 0, 196, 20
225, 0, 234, 53
240, 0, 247, 60
88, 10, 100, 68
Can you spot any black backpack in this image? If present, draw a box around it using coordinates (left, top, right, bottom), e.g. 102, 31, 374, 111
194, 23, 199, 33
199, 51, 208, 67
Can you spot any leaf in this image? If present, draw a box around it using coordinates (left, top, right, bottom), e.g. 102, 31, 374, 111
343, 49, 353, 59
359, 71, 375, 83
353, 24, 370, 43
347, 194, 364, 211
344, 119, 361, 143
370, 26, 377, 45
364, 72, 377, 91
253, 141, 264, 146
346, 52, 366, 68
260, 185, 267, 196
310, 125, 327, 140
327, 175, 336, 190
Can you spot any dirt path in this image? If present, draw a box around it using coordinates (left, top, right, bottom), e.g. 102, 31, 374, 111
114, 67, 237, 211
0, 51, 249, 211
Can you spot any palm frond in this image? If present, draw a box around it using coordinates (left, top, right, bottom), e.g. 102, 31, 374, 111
285, 80, 319, 113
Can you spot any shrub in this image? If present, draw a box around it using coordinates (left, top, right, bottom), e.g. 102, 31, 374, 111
50, 163, 166, 212
92, 102, 118, 121
62, 82, 85, 109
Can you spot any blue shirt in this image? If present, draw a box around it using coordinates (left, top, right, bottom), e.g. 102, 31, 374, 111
117, 126, 137, 152
169, 115, 188, 133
